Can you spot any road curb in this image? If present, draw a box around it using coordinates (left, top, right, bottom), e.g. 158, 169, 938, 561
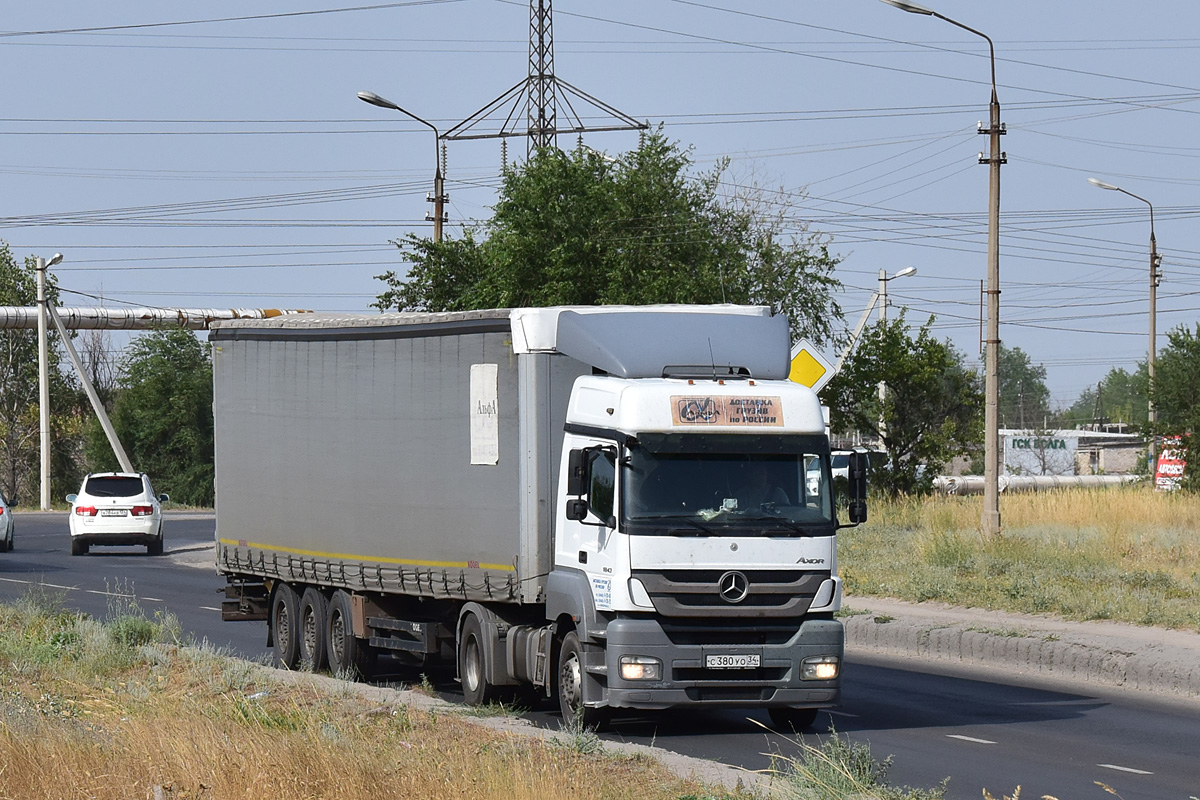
842, 596, 1200, 699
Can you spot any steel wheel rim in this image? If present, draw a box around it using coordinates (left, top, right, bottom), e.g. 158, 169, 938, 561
302, 608, 317, 656
463, 635, 481, 693
275, 604, 290, 651
329, 611, 346, 665
561, 652, 583, 713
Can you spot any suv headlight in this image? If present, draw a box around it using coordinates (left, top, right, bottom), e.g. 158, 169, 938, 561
801, 655, 840, 681
619, 656, 662, 681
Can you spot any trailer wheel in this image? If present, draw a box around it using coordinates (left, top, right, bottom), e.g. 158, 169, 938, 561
270, 583, 301, 670
326, 590, 374, 680
458, 614, 500, 706
556, 631, 607, 730
298, 588, 330, 672
768, 706, 820, 732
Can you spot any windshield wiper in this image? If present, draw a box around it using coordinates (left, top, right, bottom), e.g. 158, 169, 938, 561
629, 513, 718, 536
735, 514, 815, 534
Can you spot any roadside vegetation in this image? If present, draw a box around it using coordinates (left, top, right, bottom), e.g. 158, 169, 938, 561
840, 486, 1200, 630
0, 591, 952, 800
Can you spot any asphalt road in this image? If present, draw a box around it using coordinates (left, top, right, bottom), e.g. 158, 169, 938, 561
2, 512, 1197, 799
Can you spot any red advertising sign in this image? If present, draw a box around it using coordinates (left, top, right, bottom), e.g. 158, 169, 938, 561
1155, 437, 1186, 492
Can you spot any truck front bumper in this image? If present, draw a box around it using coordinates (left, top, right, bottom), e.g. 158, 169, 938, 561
596, 617, 843, 711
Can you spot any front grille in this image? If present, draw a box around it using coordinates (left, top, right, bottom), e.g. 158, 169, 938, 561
685, 687, 774, 702
673, 666, 789, 682
633, 569, 830, 618
659, 619, 800, 646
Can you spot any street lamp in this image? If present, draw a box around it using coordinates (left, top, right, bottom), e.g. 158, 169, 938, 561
881, 0, 1005, 537
1089, 177, 1161, 467
878, 266, 918, 325
357, 90, 447, 243
36, 253, 63, 510
876, 267, 917, 444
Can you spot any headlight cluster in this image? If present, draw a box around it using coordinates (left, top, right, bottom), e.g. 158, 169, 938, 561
619, 655, 662, 681
801, 655, 840, 681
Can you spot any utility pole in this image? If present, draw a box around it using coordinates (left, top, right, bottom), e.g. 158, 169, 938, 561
36, 256, 54, 510
881, 0, 1004, 537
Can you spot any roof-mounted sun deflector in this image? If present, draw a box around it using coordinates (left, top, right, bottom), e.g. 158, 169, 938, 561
554, 310, 790, 379
661, 365, 752, 380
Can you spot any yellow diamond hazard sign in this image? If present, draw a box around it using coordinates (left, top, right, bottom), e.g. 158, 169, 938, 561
789, 339, 835, 393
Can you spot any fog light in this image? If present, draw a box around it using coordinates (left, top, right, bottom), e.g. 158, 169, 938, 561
619, 656, 661, 681
801, 655, 840, 681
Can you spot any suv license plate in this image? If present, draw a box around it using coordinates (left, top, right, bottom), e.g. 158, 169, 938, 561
705, 654, 761, 669
101, 509, 126, 517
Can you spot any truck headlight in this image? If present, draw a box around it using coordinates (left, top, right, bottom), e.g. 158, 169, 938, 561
619, 656, 662, 681
801, 655, 840, 681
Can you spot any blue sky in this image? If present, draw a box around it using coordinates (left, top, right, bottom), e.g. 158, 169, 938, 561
3, 1, 1198, 408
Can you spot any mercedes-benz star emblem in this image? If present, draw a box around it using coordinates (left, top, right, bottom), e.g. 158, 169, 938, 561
718, 571, 749, 604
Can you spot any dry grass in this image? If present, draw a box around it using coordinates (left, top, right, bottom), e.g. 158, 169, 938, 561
0, 595, 741, 800
840, 486, 1200, 630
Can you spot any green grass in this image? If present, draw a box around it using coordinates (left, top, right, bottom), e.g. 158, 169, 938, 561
841, 488, 1200, 631
769, 728, 947, 800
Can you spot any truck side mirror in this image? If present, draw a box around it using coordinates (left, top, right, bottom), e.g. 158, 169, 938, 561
565, 498, 589, 521
847, 451, 868, 524
566, 449, 586, 496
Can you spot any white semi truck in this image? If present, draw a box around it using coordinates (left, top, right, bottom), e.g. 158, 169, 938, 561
213, 306, 866, 729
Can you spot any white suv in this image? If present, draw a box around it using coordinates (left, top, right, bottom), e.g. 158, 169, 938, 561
66, 472, 168, 556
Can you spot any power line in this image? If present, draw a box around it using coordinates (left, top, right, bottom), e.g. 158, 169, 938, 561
0, 1, 464, 39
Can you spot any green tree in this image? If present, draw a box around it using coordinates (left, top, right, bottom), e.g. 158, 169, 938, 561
0, 243, 80, 503
375, 132, 844, 347
1057, 365, 1148, 430
86, 329, 214, 505
824, 314, 983, 495
1149, 324, 1200, 489
998, 345, 1050, 429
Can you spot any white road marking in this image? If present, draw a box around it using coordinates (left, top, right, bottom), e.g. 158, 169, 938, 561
1, 577, 78, 591
946, 734, 997, 745
824, 710, 860, 718
4, 577, 159, 602
1098, 764, 1153, 775
200, 606, 222, 612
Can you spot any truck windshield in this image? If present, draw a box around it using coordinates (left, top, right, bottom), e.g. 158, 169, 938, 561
622, 434, 834, 536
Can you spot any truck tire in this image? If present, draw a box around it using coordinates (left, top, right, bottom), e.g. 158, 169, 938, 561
298, 588, 329, 672
326, 590, 374, 680
768, 706, 820, 732
71, 539, 89, 556
458, 614, 501, 706
556, 631, 607, 730
270, 583, 301, 670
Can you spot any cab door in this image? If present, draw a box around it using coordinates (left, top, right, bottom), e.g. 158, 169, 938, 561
559, 440, 623, 611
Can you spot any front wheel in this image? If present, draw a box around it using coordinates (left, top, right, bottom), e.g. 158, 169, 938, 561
768, 706, 820, 732
556, 631, 607, 730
